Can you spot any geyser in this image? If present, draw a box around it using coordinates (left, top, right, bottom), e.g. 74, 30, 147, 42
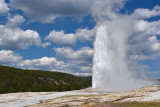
92, 22, 154, 92
91, 0, 157, 92
91, 0, 159, 92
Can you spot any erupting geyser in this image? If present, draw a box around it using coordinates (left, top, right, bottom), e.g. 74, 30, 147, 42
92, 22, 155, 92
91, 0, 157, 92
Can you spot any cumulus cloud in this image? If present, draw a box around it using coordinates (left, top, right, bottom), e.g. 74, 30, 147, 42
45, 27, 97, 46
55, 47, 93, 61
0, 0, 9, 15
0, 25, 42, 50
0, 49, 94, 75
0, 15, 50, 50
134, 20, 160, 35
17, 57, 66, 71
45, 30, 76, 47
128, 19, 160, 62
0, 50, 67, 72
0, 0, 159, 77
149, 36, 160, 51
16, 52, 93, 76
10, 0, 95, 23
0, 50, 22, 66
6, 14, 26, 28
54, 47, 93, 75
0, 50, 66, 72
41, 42, 51, 48
76, 27, 97, 41
74, 72, 92, 76
127, 8, 160, 62
132, 6, 160, 19
0, 13, 94, 75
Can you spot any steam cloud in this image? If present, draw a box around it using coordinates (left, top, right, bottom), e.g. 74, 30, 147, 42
92, 0, 158, 92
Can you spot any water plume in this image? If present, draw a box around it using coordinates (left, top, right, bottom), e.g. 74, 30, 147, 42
92, 0, 155, 92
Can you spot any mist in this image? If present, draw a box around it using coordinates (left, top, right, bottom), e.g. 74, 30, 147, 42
92, 0, 158, 92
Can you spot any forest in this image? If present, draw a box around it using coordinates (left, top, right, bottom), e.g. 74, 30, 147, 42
0, 66, 91, 94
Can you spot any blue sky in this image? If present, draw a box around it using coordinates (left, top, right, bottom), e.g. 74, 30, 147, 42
0, 0, 160, 78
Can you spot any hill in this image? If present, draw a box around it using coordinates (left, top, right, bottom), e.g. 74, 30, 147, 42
0, 66, 91, 94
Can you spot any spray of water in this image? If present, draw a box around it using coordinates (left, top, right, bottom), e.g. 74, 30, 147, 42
92, 0, 155, 92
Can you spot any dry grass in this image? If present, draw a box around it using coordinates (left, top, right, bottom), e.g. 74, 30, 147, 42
28, 86, 160, 107
0, 100, 18, 104
87, 102, 160, 107
82, 103, 95, 107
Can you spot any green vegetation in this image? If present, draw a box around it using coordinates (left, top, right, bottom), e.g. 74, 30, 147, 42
0, 66, 91, 94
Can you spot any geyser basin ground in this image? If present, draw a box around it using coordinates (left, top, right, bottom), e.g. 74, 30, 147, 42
0, 86, 160, 107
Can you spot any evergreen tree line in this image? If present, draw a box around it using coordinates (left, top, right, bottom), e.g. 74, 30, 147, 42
0, 66, 92, 94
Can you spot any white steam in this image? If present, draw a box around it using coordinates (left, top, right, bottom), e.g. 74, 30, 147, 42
92, 0, 156, 92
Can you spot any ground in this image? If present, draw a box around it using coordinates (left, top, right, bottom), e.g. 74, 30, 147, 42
0, 86, 160, 107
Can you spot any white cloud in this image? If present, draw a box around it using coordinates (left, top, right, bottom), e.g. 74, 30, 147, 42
41, 42, 51, 48
0, 25, 42, 50
54, 47, 93, 74
55, 47, 93, 61
0, 0, 159, 77
0, 13, 94, 76
149, 36, 160, 51
45, 27, 97, 46
80, 66, 92, 72
0, 0, 9, 15
151, 43, 160, 51
17, 57, 66, 71
6, 14, 26, 28
0, 50, 22, 66
0, 14, 49, 50
0, 49, 93, 75
134, 20, 160, 35
45, 30, 76, 47
0, 50, 66, 72
76, 27, 97, 41
132, 6, 160, 19
0, 50, 67, 73
10, 0, 95, 23
129, 55, 151, 61
128, 19, 160, 62
74, 72, 92, 76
